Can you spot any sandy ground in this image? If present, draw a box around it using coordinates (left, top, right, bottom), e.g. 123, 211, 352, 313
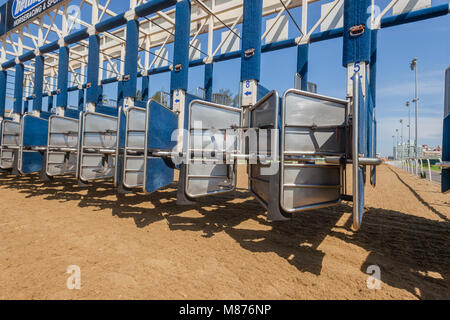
0, 164, 448, 300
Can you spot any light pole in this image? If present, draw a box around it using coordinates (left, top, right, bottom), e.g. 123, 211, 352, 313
396, 129, 399, 159
406, 101, 411, 158
400, 119, 404, 160
392, 135, 395, 158
410, 58, 419, 158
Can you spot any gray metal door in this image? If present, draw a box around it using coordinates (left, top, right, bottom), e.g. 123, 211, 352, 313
46, 116, 79, 176
0, 120, 20, 169
78, 112, 118, 182
280, 89, 348, 213
122, 106, 146, 189
184, 100, 242, 198
248, 91, 279, 208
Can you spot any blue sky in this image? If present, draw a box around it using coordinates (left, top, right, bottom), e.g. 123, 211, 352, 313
1, 0, 449, 157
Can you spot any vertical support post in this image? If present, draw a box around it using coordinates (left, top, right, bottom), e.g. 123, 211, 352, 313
204, 63, 213, 102
240, 0, 263, 118
56, 46, 70, 115
296, 44, 309, 91
369, 28, 378, 186
171, 0, 191, 150
343, 0, 372, 230
34, 55, 44, 114
0, 70, 7, 119
173, 0, 195, 205
13, 63, 24, 119
442, 67, 450, 193
123, 17, 140, 108
86, 34, 100, 111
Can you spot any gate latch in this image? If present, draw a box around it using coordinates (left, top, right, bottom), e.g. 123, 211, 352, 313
245, 48, 255, 58
349, 24, 365, 37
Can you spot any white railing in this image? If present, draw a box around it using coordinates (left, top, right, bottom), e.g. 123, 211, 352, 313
387, 158, 442, 183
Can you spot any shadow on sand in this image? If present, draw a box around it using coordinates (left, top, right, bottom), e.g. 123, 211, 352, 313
0, 171, 448, 299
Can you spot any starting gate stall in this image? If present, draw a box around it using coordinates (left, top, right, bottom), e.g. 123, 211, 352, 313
116, 0, 191, 194
280, 89, 348, 215
116, 99, 178, 194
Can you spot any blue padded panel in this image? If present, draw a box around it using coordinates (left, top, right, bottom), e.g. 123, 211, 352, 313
240, 0, 263, 82
39, 111, 53, 120
23, 115, 48, 147
95, 105, 119, 117
443, 115, 450, 193
144, 157, 174, 194
64, 108, 81, 119
342, 0, 371, 66
257, 84, 271, 101
21, 151, 44, 174
147, 100, 178, 150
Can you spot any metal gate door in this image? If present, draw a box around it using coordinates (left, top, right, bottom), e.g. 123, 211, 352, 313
184, 100, 242, 198
248, 91, 280, 209
77, 112, 118, 182
121, 106, 146, 189
0, 120, 20, 170
46, 115, 79, 176
280, 89, 348, 213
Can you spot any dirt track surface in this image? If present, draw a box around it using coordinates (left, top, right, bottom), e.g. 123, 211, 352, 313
0, 165, 449, 300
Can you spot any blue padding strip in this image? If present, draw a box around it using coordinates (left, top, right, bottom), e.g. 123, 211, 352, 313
96, 13, 127, 32
57, 46, 69, 108
135, 0, 177, 18
342, 0, 371, 67
86, 35, 100, 104
33, 56, 44, 112
13, 64, 24, 114
240, 0, 263, 82
124, 19, 139, 99
381, 3, 449, 28
40, 41, 60, 54
19, 51, 36, 62
64, 28, 89, 44
170, 0, 191, 92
